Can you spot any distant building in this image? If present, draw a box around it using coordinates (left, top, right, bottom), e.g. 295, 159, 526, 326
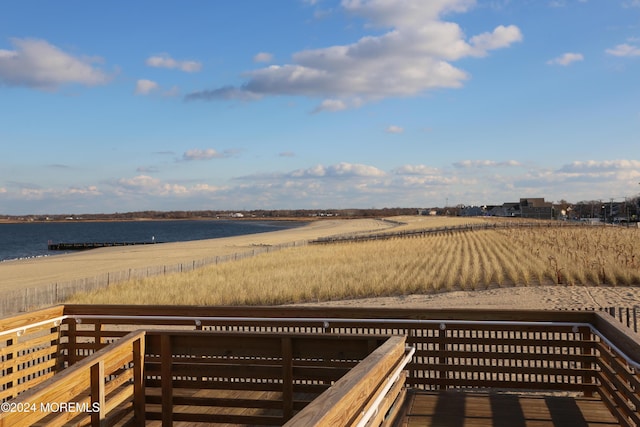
488, 202, 520, 217
459, 206, 485, 216
520, 198, 553, 219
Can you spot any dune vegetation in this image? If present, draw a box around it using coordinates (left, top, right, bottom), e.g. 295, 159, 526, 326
68, 222, 640, 306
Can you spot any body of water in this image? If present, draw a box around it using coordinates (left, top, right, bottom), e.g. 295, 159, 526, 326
0, 220, 305, 262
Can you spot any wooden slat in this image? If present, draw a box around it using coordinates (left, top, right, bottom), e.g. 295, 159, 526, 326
414, 349, 597, 363
104, 383, 134, 414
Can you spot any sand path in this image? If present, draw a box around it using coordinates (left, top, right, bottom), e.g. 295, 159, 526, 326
295, 285, 640, 310
0, 218, 393, 291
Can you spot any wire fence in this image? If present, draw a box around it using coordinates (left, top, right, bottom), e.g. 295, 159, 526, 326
0, 240, 307, 317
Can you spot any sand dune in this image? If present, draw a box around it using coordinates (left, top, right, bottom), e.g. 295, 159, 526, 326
2, 217, 638, 312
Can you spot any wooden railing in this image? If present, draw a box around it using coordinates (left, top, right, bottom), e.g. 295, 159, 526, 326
142, 331, 405, 426
0, 306, 66, 402
284, 336, 411, 426
1, 305, 639, 426
0, 329, 144, 427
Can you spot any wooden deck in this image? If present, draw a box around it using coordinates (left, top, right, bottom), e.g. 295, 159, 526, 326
3, 305, 640, 427
399, 390, 620, 427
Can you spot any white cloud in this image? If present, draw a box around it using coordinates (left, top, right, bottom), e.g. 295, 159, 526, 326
386, 125, 404, 133
117, 175, 161, 190
558, 159, 640, 173
547, 52, 584, 66
454, 159, 521, 168
622, 0, 640, 8
186, 0, 522, 110
0, 38, 109, 90
145, 54, 202, 72
606, 43, 640, 57
253, 52, 274, 63
134, 79, 159, 95
12, 185, 102, 200
468, 25, 523, 55
312, 99, 348, 113
113, 175, 224, 197
182, 149, 227, 161
288, 162, 387, 178
341, 0, 475, 28
393, 164, 441, 175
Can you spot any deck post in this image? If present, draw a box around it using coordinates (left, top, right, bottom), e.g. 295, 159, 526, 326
90, 360, 106, 426
68, 318, 78, 366
282, 337, 294, 422
581, 328, 594, 397
51, 325, 64, 373
95, 321, 103, 346
161, 334, 173, 427
133, 336, 146, 426
437, 323, 448, 390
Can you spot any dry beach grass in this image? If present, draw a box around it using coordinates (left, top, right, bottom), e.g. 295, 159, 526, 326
67, 218, 640, 310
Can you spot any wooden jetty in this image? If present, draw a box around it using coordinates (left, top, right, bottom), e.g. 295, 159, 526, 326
47, 241, 161, 251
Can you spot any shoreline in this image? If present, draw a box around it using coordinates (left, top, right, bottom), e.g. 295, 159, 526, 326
0, 218, 395, 292
0, 216, 318, 224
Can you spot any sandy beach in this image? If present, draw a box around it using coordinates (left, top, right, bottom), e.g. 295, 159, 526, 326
1, 216, 638, 313
0, 218, 393, 291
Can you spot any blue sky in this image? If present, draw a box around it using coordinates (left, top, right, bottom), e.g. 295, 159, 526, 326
1, 0, 639, 215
